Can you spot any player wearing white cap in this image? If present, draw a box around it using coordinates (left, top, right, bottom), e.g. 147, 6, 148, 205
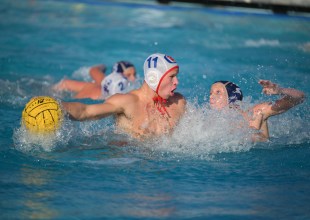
62, 53, 186, 139
54, 61, 136, 100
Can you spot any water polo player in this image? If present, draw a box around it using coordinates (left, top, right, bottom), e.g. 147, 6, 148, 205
54, 61, 136, 100
209, 80, 305, 141
61, 53, 186, 139
209, 81, 243, 110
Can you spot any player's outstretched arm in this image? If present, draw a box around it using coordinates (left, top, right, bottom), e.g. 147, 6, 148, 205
247, 80, 305, 142
61, 93, 128, 121
258, 80, 306, 117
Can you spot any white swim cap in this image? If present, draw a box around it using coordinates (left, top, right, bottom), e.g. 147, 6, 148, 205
144, 53, 179, 93
101, 72, 129, 99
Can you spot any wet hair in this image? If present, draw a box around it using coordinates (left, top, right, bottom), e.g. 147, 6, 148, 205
214, 81, 243, 104
113, 61, 134, 74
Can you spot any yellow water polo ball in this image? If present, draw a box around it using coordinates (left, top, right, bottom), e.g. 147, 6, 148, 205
22, 96, 63, 133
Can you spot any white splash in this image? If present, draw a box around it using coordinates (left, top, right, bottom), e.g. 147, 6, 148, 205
245, 39, 280, 47
13, 120, 73, 152
84, 158, 140, 165
71, 66, 91, 81
139, 100, 309, 158
299, 42, 310, 52
140, 102, 255, 158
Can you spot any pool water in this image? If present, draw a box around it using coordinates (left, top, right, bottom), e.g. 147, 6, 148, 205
1, 0, 310, 219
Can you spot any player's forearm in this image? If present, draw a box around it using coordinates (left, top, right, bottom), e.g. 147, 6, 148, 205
271, 87, 306, 113
61, 102, 88, 121
278, 87, 306, 103
89, 65, 106, 84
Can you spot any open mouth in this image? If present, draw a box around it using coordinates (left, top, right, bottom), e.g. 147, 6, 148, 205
171, 88, 176, 95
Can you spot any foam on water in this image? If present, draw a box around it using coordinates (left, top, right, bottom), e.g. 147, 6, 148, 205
139, 101, 255, 158
136, 99, 309, 159
300, 42, 310, 52
245, 39, 280, 47
71, 66, 91, 81
12, 105, 123, 153
84, 158, 141, 165
13, 120, 73, 152
0, 76, 59, 108
267, 108, 310, 145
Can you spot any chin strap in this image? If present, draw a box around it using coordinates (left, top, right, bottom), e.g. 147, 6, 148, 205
153, 95, 168, 115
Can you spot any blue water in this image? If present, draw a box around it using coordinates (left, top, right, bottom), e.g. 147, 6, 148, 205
1, 0, 310, 219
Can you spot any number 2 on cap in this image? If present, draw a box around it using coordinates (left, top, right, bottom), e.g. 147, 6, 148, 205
147, 56, 158, 68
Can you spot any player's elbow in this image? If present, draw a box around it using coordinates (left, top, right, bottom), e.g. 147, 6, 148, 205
292, 92, 306, 106
252, 132, 269, 142
299, 92, 306, 104
286, 91, 306, 106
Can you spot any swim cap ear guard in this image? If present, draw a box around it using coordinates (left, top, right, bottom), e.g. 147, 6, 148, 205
144, 53, 179, 93
144, 68, 161, 91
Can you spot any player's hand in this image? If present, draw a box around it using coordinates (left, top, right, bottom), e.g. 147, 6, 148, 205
259, 80, 281, 95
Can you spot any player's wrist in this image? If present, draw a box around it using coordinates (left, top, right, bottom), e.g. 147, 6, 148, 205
276, 87, 284, 95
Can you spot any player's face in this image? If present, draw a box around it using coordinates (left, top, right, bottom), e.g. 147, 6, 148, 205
158, 68, 179, 99
209, 83, 229, 109
123, 67, 136, 82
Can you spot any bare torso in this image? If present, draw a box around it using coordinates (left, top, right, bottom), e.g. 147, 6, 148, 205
114, 90, 185, 139
62, 82, 186, 140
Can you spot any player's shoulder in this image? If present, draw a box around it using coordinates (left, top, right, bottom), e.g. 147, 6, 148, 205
170, 92, 186, 105
174, 92, 185, 99
106, 90, 138, 105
